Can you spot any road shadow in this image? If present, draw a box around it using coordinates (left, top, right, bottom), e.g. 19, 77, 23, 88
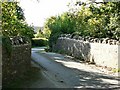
4, 61, 56, 88
32, 47, 120, 89
53, 59, 120, 89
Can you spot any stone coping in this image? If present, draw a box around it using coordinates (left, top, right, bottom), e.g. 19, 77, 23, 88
59, 34, 120, 45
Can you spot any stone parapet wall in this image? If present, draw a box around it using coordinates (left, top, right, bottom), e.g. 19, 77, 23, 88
55, 35, 120, 69
2, 36, 31, 87
60, 34, 120, 45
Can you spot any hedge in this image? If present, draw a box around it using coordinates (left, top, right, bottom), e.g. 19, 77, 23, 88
32, 38, 48, 47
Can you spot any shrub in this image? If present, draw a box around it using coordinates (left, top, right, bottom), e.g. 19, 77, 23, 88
35, 32, 45, 38
32, 38, 48, 47
44, 12, 76, 50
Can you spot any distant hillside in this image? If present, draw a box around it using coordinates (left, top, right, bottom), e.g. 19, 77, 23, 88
33, 26, 44, 33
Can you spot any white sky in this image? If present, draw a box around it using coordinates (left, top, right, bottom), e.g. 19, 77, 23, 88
19, 0, 72, 27
19, 0, 102, 27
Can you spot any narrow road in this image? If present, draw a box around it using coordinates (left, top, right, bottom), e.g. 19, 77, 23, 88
32, 47, 120, 89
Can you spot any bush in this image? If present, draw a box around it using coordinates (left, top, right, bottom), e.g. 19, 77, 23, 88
32, 38, 48, 47
35, 32, 45, 38
44, 12, 76, 50
49, 31, 62, 51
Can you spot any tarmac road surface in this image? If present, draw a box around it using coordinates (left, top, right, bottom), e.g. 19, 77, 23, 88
31, 47, 120, 89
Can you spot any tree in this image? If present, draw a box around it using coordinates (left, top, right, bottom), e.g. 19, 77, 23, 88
2, 2, 34, 39
44, 1, 120, 50
70, 1, 120, 39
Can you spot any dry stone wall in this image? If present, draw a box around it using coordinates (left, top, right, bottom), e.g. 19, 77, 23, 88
55, 34, 120, 69
2, 36, 31, 87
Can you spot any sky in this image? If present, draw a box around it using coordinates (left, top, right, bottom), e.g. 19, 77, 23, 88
19, 0, 73, 27
19, 0, 103, 27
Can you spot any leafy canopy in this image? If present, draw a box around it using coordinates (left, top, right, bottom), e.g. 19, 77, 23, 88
2, 2, 34, 38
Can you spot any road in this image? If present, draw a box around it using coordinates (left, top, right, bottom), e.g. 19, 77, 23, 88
32, 47, 120, 89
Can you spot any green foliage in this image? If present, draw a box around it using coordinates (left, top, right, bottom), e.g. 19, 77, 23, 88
44, 1, 120, 50
49, 31, 62, 50
44, 12, 76, 50
2, 2, 34, 39
48, 13, 76, 34
112, 68, 120, 73
32, 38, 48, 47
35, 32, 44, 38
35, 28, 51, 39
2, 36, 12, 55
74, 2, 120, 39
43, 28, 51, 39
